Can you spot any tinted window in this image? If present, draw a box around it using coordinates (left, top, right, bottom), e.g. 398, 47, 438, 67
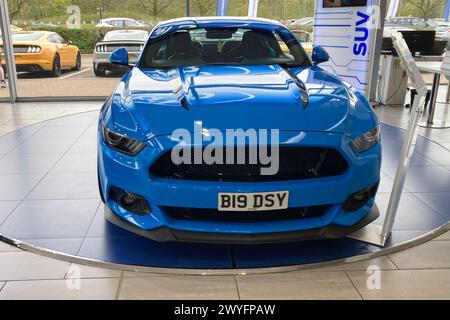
9, 33, 46, 41
109, 20, 125, 27
139, 27, 310, 68
124, 20, 139, 26
48, 34, 65, 44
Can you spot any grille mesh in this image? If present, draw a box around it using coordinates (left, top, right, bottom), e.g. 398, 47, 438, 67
150, 146, 348, 182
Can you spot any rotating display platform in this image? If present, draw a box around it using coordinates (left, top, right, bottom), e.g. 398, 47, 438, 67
0, 111, 449, 273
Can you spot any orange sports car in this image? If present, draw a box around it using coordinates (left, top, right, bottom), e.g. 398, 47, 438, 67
0, 31, 81, 77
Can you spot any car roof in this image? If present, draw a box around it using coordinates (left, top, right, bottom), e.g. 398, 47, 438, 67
102, 17, 136, 21
106, 29, 147, 34
12, 31, 52, 37
156, 16, 284, 28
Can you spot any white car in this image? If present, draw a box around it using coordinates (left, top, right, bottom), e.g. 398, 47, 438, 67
93, 29, 148, 76
96, 18, 145, 28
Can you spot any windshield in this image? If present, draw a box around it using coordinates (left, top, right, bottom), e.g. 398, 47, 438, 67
104, 31, 147, 41
139, 27, 311, 69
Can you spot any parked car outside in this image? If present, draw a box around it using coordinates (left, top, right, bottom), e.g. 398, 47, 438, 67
93, 29, 148, 76
0, 31, 80, 77
96, 18, 146, 28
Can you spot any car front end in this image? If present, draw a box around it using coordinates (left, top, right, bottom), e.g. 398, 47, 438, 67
97, 18, 381, 244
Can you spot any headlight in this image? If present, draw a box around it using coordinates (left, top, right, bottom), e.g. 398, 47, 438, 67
351, 125, 380, 153
103, 125, 145, 155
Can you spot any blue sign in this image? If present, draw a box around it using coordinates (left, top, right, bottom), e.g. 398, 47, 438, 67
445, 0, 450, 20
217, 0, 227, 16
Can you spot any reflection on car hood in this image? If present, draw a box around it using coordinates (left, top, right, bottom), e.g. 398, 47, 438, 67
108, 64, 374, 138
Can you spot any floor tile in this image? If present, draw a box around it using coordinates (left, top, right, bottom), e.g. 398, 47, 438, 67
0, 139, 20, 154
373, 193, 448, 230
0, 201, 20, 224
0, 241, 20, 252
68, 138, 97, 154
236, 271, 361, 300
79, 125, 99, 139
400, 166, 450, 193
415, 140, 450, 166
413, 192, 450, 220
381, 147, 439, 167
0, 174, 44, 200
26, 173, 99, 200
23, 238, 84, 255
378, 172, 398, 193
0, 251, 70, 281
388, 240, 450, 269
347, 269, 450, 300
0, 282, 4, 291
50, 153, 97, 173
307, 257, 397, 272
435, 230, 450, 240
119, 276, 238, 300
10, 137, 76, 155
78, 236, 233, 269
0, 199, 99, 239
122, 270, 161, 277
0, 278, 119, 300
32, 126, 86, 139
85, 204, 134, 238
66, 264, 122, 279
44, 115, 97, 127
0, 153, 60, 174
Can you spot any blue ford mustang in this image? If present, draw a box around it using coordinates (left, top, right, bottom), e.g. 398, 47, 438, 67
98, 17, 381, 244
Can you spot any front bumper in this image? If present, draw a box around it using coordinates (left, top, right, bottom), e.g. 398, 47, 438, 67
98, 128, 382, 243
105, 204, 380, 244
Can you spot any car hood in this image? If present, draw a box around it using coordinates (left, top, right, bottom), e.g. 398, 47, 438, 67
107, 64, 375, 139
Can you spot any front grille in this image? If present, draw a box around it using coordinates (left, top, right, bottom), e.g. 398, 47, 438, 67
150, 146, 348, 182
163, 205, 332, 223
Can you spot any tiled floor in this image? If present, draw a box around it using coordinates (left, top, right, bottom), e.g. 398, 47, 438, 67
0, 96, 449, 300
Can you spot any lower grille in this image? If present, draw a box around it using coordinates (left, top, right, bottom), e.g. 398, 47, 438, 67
150, 146, 348, 182
163, 205, 332, 223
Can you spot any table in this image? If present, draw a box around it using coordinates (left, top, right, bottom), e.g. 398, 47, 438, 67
415, 61, 450, 129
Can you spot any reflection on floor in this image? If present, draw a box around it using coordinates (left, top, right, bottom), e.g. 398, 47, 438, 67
0, 100, 449, 299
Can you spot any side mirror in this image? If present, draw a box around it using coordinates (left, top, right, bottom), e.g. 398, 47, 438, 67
110, 48, 131, 67
311, 46, 330, 65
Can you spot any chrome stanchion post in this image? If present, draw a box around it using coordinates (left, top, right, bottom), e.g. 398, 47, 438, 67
348, 32, 428, 246
426, 73, 441, 125
380, 32, 428, 245
0, 0, 18, 102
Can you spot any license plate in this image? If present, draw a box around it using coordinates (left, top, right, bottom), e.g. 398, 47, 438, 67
218, 191, 289, 212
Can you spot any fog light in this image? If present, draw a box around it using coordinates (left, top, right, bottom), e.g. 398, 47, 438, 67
342, 183, 379, 212
109, 187, 151, 215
